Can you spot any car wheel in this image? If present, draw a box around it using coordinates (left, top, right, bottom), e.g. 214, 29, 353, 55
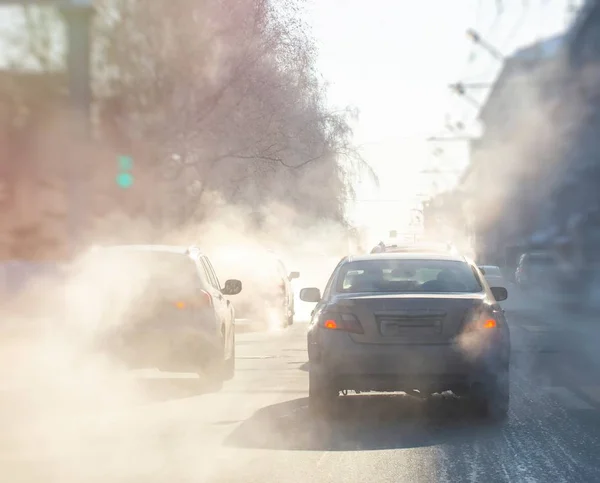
470, 369, 509, 421
224, 334, 235, 380
309, 367, 338, 417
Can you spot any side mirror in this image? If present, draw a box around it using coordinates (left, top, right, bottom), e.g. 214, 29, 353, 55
491, 286, 508, 302
222, 279, 242, 296
478, 266, 486, 275
288, 271, 300, 281
300, 287, 321, 303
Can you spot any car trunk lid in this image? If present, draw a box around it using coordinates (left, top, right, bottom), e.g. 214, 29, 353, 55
332, 293, 486, 344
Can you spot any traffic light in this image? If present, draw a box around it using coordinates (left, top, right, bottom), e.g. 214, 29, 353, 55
116, 155, 133, 188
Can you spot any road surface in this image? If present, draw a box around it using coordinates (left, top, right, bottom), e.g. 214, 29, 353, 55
2, 286, 600, 482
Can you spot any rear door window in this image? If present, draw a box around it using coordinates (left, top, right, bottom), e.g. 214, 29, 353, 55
201, 256, 221, 290
322, 257, 347, 300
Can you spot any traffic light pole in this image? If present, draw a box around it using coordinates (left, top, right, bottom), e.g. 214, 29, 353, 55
0, 0, 94, 257
60, 2, 94, 255
61, 3, 93, 139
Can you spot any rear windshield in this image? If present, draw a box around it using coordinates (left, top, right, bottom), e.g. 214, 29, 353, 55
90, 250, 200, 297
336, 259, 483, 294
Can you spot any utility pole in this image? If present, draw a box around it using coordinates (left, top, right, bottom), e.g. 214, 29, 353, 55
449, 82, 493, 109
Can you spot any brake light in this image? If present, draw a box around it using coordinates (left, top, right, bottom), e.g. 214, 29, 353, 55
172, 290, 213, 309
462, 309, 499, 332
319, 313, 364, 334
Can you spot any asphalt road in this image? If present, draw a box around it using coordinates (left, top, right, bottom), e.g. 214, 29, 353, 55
3, 286, 600, 482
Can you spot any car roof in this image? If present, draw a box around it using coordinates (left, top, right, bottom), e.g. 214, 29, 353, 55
380, 242, 455, 252
481, 265, 500, 269
348, 252, 466, 263
91, 244, 200, 256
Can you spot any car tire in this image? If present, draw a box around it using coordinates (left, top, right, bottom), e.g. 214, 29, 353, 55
309, 367, 338, 418
224, 334, 235, 380
470, 369, 509, 421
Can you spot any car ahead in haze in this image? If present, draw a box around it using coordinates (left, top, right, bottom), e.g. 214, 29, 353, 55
515, 251, 556, 290
300, 252, 510, 420
86, 245, 242, 381
479, 265, 507, 288
230, 251, 299, 328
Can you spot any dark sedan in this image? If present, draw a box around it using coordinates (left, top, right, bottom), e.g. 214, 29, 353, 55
300, 252, 510, 420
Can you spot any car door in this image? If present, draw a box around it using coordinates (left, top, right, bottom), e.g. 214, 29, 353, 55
200, 256, 234, 356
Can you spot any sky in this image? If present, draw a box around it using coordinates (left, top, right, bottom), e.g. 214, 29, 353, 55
304, 0, 584, 240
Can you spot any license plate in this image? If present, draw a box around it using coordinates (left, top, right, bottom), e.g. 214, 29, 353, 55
380, 319, 441, 337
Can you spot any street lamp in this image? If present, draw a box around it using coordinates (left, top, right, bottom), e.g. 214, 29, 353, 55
466, 29, 504, 61
448, 82, 484, 108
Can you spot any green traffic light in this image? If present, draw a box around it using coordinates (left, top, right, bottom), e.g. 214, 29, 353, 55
117, 154, 134, 188
116, 172, 134, 188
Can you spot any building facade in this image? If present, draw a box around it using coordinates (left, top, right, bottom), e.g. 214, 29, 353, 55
453, 0, 600, 276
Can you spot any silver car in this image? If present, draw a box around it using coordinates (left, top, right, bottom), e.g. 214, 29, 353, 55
84, 245, 242, 381
300, 252, 510, 420
479, 265, 506, 288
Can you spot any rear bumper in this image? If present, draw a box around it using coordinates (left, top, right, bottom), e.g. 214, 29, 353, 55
309, 332, 509, 392
101, 316, 221, 369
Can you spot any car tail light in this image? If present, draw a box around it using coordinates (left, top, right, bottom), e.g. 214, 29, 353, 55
462, 308, 498, 332
172, 290, 213, 310
319, 312, 364, 334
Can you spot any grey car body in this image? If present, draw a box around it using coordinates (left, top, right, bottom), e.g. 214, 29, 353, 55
85, 245, 242, 380
301, 252, 510, 419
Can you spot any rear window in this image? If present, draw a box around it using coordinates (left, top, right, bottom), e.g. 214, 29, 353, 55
482, 266, 502, 276
336, 259, 483, 294
92, 250, 200, 296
